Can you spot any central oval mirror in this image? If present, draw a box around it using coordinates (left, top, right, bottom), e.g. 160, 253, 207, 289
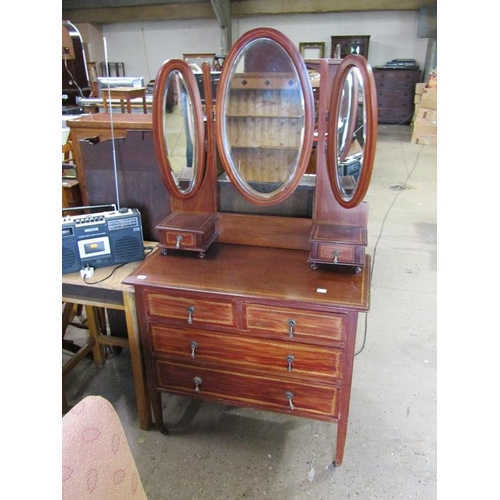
216, 28, 314, 206
327, 55, 377, 208
153, 59, 205, 199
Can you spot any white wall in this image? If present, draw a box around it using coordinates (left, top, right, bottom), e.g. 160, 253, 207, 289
99, 10, 430, 82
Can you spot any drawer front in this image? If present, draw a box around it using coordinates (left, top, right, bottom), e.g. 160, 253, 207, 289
243, 304, 345, 345
151, 325, 343, 380
145, 292, 236, 328
317, 243, 356, 264
164, 231, 196, 249
156, 359, 339, 419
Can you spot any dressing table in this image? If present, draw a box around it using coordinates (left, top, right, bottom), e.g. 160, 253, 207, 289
124, 27, 377, 466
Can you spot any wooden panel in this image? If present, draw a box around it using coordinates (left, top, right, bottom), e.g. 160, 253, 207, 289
145, 292, 236, 328
243, 303, 345, 345
155, 359, 340, 419
151, 325, 343, 380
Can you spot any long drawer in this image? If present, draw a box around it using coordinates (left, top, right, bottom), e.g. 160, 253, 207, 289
155, 359, 340, 420
243, 303, 345, 346
151, 325, 343, 381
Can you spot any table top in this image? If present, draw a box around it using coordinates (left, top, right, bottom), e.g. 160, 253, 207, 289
123, 242, 370, 311
62, 241, 158, 293
66, 112, 153, 130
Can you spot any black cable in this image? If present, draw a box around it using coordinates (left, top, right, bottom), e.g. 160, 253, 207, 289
354, 138, 425, 356
82, 246, 156, 285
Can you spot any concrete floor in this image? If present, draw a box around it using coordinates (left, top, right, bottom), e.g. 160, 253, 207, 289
63, 123, 437, 499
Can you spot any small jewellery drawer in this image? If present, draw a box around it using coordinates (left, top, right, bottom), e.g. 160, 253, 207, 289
243, 304, 345, 345
155, 360, 340, 419
316, 243, 357, 264
145, 292, 236, 328
151, 325, 343, 380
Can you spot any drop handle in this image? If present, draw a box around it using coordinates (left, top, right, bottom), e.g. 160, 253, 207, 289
288, 319, 296, 338
285, 392, 295, 410
333, 250, 340, 264
286, 355, 295, 372
176, 235, 182, 249
187, 306, 195, 325
193, 376, 202, 392
190, 341, 198, 358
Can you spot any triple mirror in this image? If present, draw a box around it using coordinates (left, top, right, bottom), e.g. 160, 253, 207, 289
152, 28, 377, 266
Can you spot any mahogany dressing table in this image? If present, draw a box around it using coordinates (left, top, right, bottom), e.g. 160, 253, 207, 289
124, 28, 377, 466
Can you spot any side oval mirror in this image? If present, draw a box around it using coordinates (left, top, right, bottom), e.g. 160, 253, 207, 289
153, 59, 205, 199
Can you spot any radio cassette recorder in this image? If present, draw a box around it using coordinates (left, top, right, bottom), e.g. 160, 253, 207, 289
62, 207, 145, 275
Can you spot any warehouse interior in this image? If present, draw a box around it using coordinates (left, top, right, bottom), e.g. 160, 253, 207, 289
18, 1, 490, 498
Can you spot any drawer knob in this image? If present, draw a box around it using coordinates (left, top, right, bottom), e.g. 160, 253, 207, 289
193, 376, 202, 392
190, 341, 198, 358
187, 306, 195, 325
285, 391, 295, 410
286, 354, 295, 372
288, 318, 296, 338
176, 235, 182, 249
333, 250, 340, 264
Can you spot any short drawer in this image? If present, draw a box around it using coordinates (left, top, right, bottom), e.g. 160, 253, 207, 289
145, 292, 236, 328
156, 359, 340, 419
151, 325, 343, 380
243, 304, 345, 345
316, 243, 357, 264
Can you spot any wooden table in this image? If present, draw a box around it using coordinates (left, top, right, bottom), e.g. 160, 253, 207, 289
102, 86, 148, 114
62, 242, 158, 430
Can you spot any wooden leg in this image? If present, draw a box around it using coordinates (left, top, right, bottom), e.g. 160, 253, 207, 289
85, 305, 105, 367
123, 291, 152, 430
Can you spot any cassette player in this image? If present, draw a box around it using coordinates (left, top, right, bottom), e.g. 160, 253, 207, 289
62, 207, 145, 274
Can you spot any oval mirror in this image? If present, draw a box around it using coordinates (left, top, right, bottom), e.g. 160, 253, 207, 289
327, 55, 377, 208
153, 59, 205, 199
215, 28, 314, 206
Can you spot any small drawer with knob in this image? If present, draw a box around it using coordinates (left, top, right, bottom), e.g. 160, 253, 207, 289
145, 292, 236, 328
155, 359, 340, 419
243, 304, 346, 346
150, 325, 344, 381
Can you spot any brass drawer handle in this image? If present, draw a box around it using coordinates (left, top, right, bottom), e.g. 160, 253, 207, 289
187, 306, 195, 325
333, 250, 340, 264
285, 391, 295, 410
176, 235, 182, 249
286, 355, 295, 372
193, 376, 202, 392
288, 319, 296, 338
190, 341, 198, 358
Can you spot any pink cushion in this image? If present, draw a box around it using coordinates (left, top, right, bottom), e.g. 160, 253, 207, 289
62, 395, 147, 499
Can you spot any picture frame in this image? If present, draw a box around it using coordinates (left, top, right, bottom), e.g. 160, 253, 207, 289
299, 42, 325, 59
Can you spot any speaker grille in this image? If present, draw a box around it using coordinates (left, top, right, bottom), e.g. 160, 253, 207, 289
112, 235, 143, 263
62, 245, 79, 273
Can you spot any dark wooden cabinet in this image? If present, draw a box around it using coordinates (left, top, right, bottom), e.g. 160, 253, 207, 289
373, 68, 421, 124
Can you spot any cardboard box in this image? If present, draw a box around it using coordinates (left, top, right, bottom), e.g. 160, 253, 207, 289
414, 107, 437, 125
419, 88, 437, 110
411, 134, 437, 145
415, 82, 427, 96
411, 121, 437, 145
414, 94, 421, 105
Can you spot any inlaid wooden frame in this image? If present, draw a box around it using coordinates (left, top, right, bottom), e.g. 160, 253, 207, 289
299, 42, 325, 59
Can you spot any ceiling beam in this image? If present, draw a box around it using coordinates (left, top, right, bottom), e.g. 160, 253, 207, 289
62, 0, 437, 24
62, 2, 216, 24
231, 0, 437, 16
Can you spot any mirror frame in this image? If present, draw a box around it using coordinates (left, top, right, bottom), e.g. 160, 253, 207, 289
215, 27, 315, 207
327, 55, 378, 209
153, 58, 205, 200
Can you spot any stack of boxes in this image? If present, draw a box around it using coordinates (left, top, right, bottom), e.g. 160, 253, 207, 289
411, 73, 437, 145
